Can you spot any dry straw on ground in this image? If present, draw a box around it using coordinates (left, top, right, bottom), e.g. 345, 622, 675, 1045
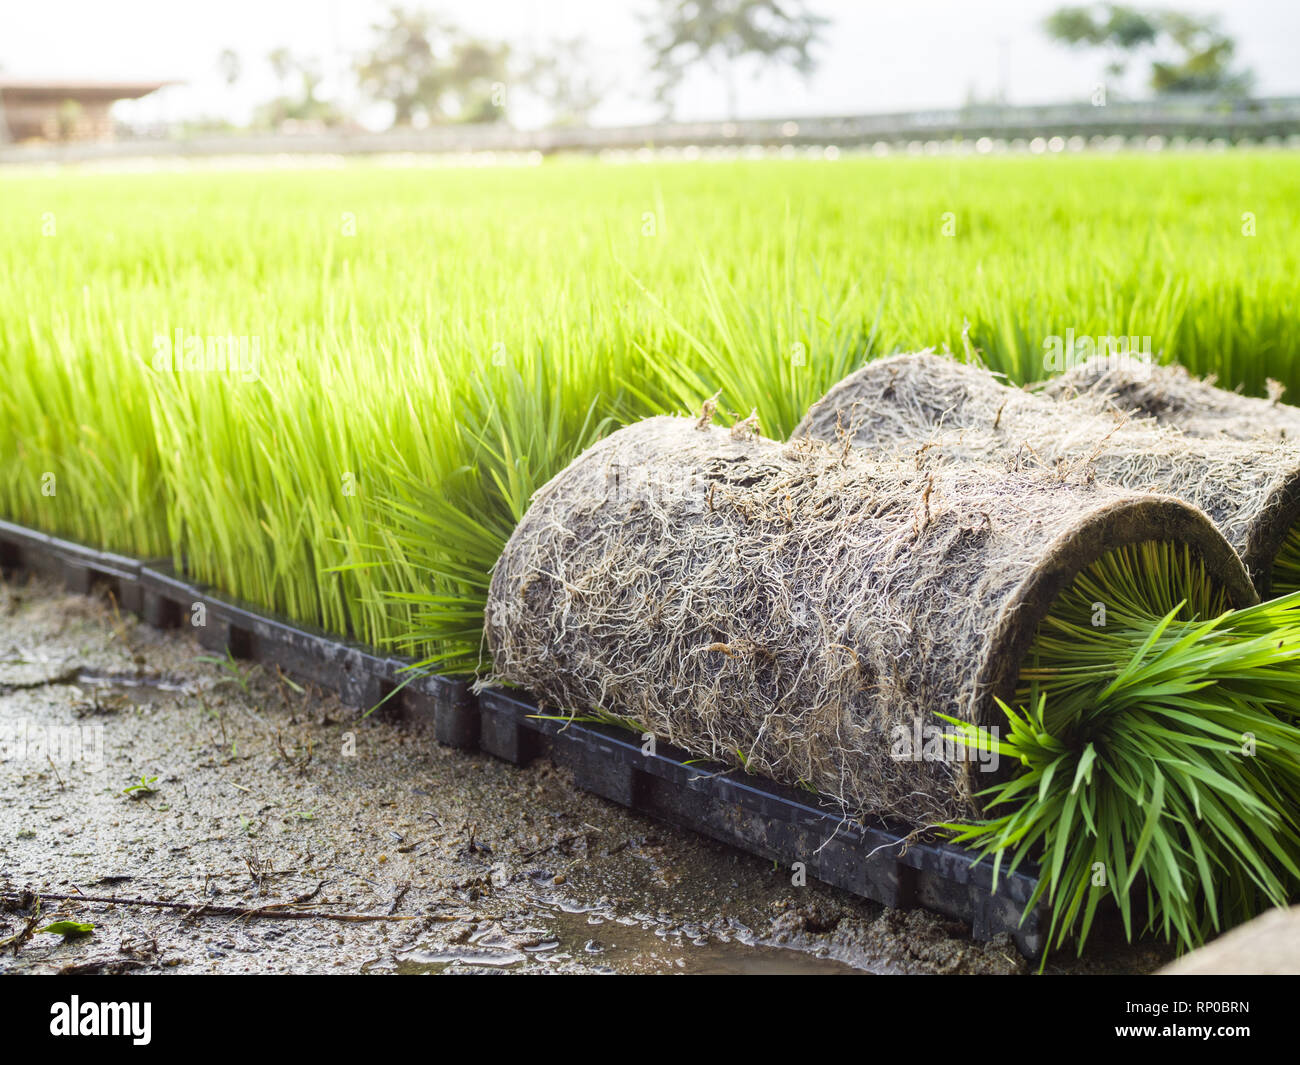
1042, 355, 1300, 441
484, 415, 1253, 827
793, 351, 1300, 595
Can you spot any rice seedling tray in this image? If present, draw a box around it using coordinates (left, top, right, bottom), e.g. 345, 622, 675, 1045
0, 517, 1044, 956
476, 685, 1046, 957
0, 519, 144, 611
134, 562, 479, 743
0, 521, 477, 743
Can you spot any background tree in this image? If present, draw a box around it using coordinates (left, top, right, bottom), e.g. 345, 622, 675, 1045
1043, 4, 1158, 80
520, 37, 607, 127
444, 38, 511, 124
216, 48, 242, 89
354, 6, 453, 125
255, 50, 342, 129
267, 47, 296, 91
1150, 11, 1252, 95
644, 0, 826, 119
354, 5, 511, 126
1044, 4, 1253, 96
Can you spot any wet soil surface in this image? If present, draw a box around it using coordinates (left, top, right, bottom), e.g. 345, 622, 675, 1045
0, 573, 1171, 975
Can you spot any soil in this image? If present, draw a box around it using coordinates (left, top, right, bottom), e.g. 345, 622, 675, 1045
0, 572, 1171, 975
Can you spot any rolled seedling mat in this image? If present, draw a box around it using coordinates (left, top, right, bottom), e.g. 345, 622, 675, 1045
792, 351, 1300, 596
485, 414, 1255, 830
1041, 354, 1300, 442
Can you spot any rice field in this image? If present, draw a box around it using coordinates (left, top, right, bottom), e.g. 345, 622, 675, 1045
4, 151, 1298, 668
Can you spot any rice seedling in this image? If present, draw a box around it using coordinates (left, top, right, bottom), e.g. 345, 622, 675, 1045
946, 541, 1300, 957
795, 351, 1300, 600
1271, 525, 1300, 597
476, 410, 1300, 956
3, 153, 1300, 655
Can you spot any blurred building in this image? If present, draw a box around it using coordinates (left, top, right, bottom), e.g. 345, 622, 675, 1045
0, 79, 171, 142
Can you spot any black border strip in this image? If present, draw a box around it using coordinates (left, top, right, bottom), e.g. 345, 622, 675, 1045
0, 516, 1044, 957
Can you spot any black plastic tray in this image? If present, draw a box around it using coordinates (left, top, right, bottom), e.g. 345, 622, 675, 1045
0, 520, 476, 745
135, 561, 479, 746
0, 519, 144, 612
0, 516, 1045, 956
477, 686, 1044, 956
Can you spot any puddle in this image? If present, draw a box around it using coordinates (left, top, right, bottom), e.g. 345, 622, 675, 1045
396, 948, 529, 972
395, 905, 866, 975
74, 670, 195, 705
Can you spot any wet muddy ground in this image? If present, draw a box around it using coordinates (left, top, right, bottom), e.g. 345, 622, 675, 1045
0, 573, 1171, 974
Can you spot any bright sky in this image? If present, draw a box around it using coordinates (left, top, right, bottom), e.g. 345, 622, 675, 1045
4, 0, 1298, 128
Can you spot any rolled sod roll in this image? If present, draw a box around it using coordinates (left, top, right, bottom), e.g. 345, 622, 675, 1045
1042, 355, 1300, 442
792, 351, 1300, 595
485, 415, 1255, 827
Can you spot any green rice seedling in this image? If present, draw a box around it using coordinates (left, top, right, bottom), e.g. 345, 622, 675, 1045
1270, 524, 1300, 597
360, 362, 618, 670
946, 541, 1300, 958
4, 153, 1300, 652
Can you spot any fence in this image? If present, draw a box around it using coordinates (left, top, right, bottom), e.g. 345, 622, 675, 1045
4, 94, 1300, 164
